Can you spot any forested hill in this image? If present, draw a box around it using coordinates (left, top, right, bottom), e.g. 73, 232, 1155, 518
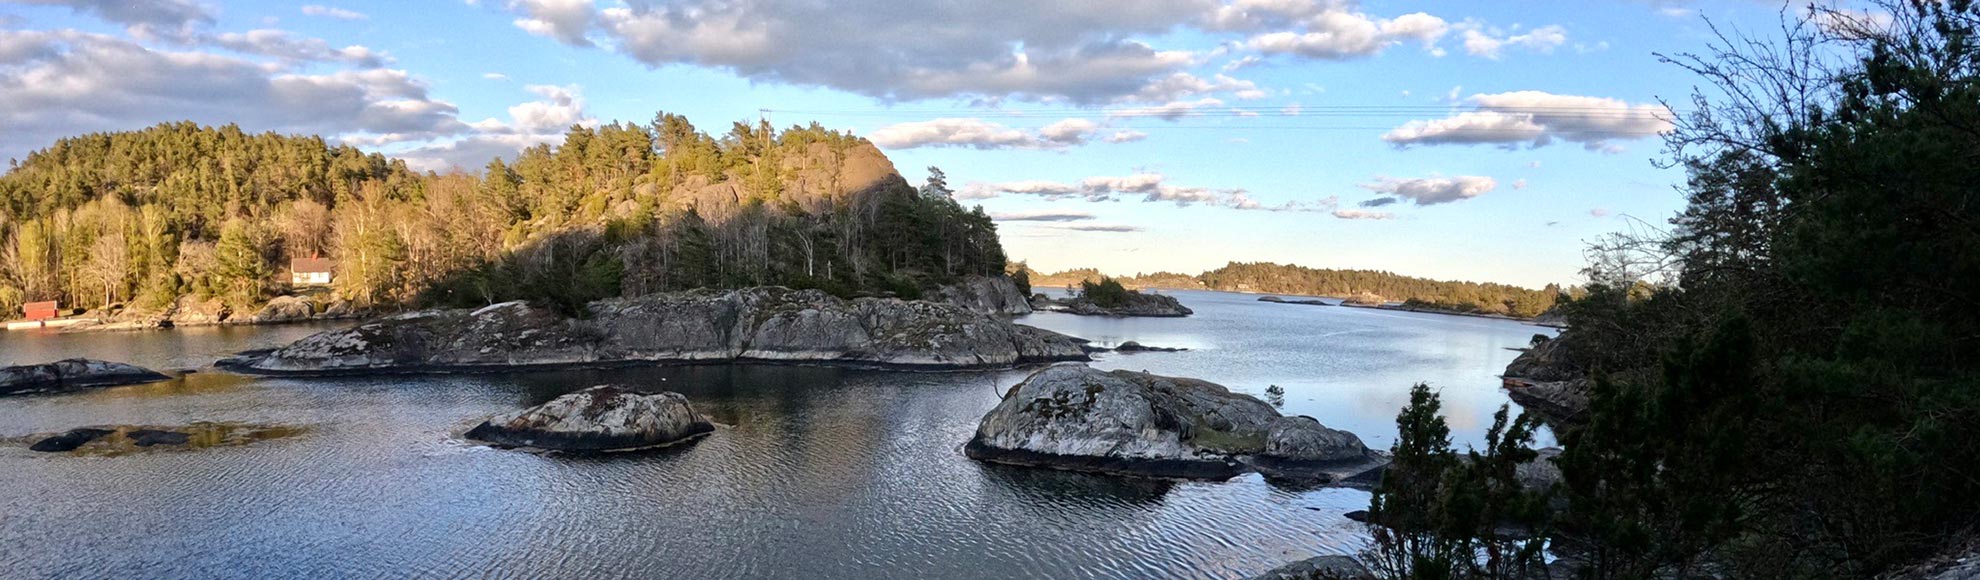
0, 117, 1005, 315
1019, 262, 1560, 318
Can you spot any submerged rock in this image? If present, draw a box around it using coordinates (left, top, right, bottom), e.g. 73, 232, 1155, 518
129, 429, 191, 447
1245, 555, 1375, 580
29, 428, 114, 452
25, 422, 301, 455
223, 287, 1090, 374
0, 358, 172, 396
465, 385, 714, 452
964, 364, 1382, 482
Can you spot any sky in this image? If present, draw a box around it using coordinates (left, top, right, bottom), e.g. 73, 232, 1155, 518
0, 0, 1821, 288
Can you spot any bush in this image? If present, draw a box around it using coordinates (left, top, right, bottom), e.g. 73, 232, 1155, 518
1079, 276, 1131, 308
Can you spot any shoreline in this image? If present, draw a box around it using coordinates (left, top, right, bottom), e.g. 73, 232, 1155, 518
215, 349, 1092, 377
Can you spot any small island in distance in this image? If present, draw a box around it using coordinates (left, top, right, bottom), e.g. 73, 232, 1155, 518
1016, 262, 1563, 320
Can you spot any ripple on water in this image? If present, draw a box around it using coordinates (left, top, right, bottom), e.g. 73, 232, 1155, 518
0, 290, 1544, 579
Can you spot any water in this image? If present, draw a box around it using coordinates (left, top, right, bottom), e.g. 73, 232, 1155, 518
0, 290, 1551, 579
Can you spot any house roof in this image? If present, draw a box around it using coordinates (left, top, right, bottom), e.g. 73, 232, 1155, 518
291, 257, 335, 273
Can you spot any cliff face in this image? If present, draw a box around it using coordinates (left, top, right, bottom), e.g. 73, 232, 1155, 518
1501, 333, 1591, 426
931, 276, 1033, 316
226, 287, 1088, 374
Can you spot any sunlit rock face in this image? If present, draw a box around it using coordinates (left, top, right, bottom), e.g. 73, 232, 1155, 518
964, 364, 1383, 483
0, 358, 171, 396
227, 287, 1089, 374
931, 276, 1033, 316
465, 385, 714, 452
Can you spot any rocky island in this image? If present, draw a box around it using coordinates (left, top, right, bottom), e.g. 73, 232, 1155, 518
221, 286, 1089, 375
466, 385, 715, 452
1257, 296, 1330, 306
0, 358, 172, 396
1029, 276, 1193, 317
965, 364, 1385, 483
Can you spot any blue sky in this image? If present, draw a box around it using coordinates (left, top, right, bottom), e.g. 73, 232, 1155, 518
0, 0, 1813, 287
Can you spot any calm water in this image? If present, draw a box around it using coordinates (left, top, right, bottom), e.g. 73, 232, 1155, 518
0, 290, 1551, 579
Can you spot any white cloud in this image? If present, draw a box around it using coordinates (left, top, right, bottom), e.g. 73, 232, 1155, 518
1590, 207, 1612, 217
209, 29, 390, 67
1058, 223, 1142, 232
1107, 98, 1225, 121
965, 171, 1331, 213
1382, 90, 1674, 151
508, 0, 596, 46
393, 84, 597, 171
301, 5, 369, 21
483, 72, 510, 81
1359, 175, 1497, 205
1105, 130, 1149, 143
0, 29, 468, 162
14, 0, 213, 42
990, 210, 1096, 222
1512, 178, 1529, 190
867, 117, 1111, 150
1460, 24, 1567, 59
1332, 209, 1395, 220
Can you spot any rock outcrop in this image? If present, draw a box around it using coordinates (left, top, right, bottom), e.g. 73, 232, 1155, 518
1502, 333, 1591, 426
1249, 416, 1380, 481
1111, 341, 1187, 353
1030, 291, 1194, 317
932, 275, 1033, 316
223, 287, 1090, 374
964, 364, 1383, 482
1340, 293, 1387, 307
0, 358, 172, 396
1259, 296, 1330, 306
465, 385, 714, 452
252, 295, 317, 323
1245, 555, 1375, 580
167, 295, 232, 326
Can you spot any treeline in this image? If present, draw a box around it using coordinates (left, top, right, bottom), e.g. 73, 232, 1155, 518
1364, 3, 1980, 578
1020, 262, 1559, 318
0, 117, 1006, 315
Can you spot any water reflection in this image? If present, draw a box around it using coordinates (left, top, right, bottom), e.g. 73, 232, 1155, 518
0, 290, 1544, 579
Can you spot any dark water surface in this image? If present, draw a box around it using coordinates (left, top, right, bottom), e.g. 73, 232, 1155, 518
0, 290, 1550, 579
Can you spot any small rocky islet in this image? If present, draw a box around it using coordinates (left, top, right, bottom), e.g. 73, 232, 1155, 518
465, 384, 715, 452
964, 363, 1387, 484
0, 358, 173, 396
1257, 295, 1331, 306
1029, 291, 1194, 317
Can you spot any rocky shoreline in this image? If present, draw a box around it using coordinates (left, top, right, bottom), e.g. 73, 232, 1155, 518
221, 286, 1090, 375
